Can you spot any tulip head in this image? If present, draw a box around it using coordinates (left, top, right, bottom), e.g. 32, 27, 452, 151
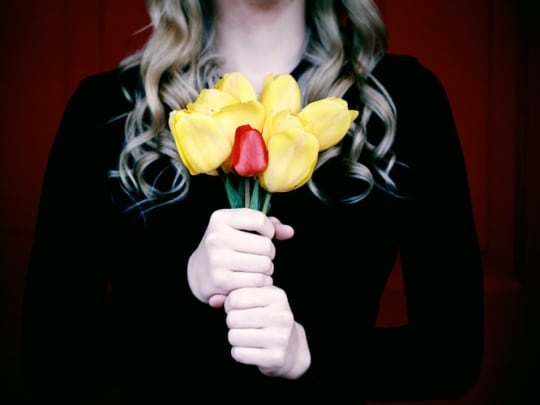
169, 110, 231, 175
187, 88, 239, 115
298, 97, 359, 151
215, 72, 257, 103
214, 100, 266, 143
263, 110, 306, 142
259, 127, 319, 193
230, 125, 268, 177
259, 74, 302, 117
168, 71, 359, 213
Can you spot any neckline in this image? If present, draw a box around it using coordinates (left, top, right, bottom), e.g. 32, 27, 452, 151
289, 59, 312, 80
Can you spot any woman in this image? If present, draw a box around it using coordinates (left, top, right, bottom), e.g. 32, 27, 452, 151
21, 0, 484, 403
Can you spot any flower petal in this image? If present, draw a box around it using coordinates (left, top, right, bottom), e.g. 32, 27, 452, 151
259, 128, 319, 192
259, 74, 302, 116
230, 125, 268, 176
215, 72, 257, 102
263, 110, 305, 142
298, 98, 359, 150
169, 110, 231, 175
214, 100, 266, 143
187, 89, 239, 115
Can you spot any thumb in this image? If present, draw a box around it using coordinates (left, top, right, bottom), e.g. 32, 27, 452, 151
269, 217, 295, 241
208, 294, 227, 308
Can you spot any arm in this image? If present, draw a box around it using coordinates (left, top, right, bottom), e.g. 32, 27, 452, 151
187, 208, 311, 378
21, 73, 129, 401
224, 286, 311, 380
365, 62, 484, 401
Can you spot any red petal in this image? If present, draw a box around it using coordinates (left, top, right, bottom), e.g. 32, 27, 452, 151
231, 125, 268, 176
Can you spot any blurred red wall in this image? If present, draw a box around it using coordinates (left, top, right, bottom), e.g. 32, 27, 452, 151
1, 1, 537, 404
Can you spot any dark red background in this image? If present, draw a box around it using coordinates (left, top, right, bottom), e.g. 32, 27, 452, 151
1, 1, 538, 403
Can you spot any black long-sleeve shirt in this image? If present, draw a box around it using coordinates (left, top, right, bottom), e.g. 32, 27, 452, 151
21, 54, 484, 404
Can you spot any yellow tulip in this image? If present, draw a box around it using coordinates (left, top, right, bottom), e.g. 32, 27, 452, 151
168, 71, 359, 212
298, 98, 359, 151
214, 100, 266, 143
215, 72, 257, 102
214, 101, 266, 174
259, 127, 319, 193
186, 89, 239, 115
263, 110, 306, 142
169, 110, 231, 175
259, 74, 302, 117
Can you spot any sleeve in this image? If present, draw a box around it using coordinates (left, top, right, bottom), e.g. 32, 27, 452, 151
20, 75, 126, 402
364, 60, 484, 401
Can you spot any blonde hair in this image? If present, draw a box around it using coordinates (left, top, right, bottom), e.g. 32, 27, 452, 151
111, 0, 397, 211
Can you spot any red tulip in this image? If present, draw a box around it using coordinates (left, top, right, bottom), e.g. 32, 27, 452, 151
230, 124, 268, 176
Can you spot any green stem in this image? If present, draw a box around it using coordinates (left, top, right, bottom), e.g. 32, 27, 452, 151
250, 178, 261, 210
221, 171, 240, 208
244, 177, 250, 208
261, 190, 272, 214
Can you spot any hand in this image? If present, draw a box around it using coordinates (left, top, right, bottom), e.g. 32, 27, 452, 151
224, 286, 311, 379
187, 208, 294, 308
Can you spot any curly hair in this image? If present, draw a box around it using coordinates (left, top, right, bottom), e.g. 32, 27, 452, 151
111, 0, 398, 211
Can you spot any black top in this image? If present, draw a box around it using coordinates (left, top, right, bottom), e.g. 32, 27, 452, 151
21, 54, 484, 404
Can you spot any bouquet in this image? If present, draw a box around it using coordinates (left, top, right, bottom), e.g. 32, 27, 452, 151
168, 72, 358, 213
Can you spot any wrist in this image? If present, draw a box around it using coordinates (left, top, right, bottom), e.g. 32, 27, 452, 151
284, 322, 311, 379
260, 321, 311, 379
186, 252, 207, 304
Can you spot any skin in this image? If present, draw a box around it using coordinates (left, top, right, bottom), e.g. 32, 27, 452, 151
187, 209, 311, 379
187, 0, 312, 380
214, 0, 307, 93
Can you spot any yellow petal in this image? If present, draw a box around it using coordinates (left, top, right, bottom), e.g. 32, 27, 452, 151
263, 110, 305, 142
215, 72, 257, 102
187, 89, 239, 115
169, 110, 231, 175
214, 100, 266, 143
298, 98, 359, 151
259, 74, 302, 116
259, 128, 319, 193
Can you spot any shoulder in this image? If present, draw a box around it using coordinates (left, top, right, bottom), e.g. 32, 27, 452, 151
51, 65, 143, 163
371, 54, 463, 170
372, 53, 439, 83
76, 64, 141, 99
371, 53, 449, 105
66, 65, 142, 126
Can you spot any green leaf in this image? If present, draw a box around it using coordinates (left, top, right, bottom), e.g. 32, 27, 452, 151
221, 173, 243, 208
238, 175, 245, 206
261, 189, 272, 214
250, 178, 260, 210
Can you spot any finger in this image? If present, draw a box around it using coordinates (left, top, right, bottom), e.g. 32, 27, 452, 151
208, 294, 227, 308
224, 252, 274, 275
231, 347, 263, 366
229, 231, 276, 259
225, 307, 268, 328
228, 328, 290, 348
230, 347, 285, 370
228, 329, 264, 348
211, 208, 275, 238
269, 217, 294, 241
224, 286, 286, 311
205, 225, 276, 259
217, 272, 273, 296
228, 328, 288, 348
